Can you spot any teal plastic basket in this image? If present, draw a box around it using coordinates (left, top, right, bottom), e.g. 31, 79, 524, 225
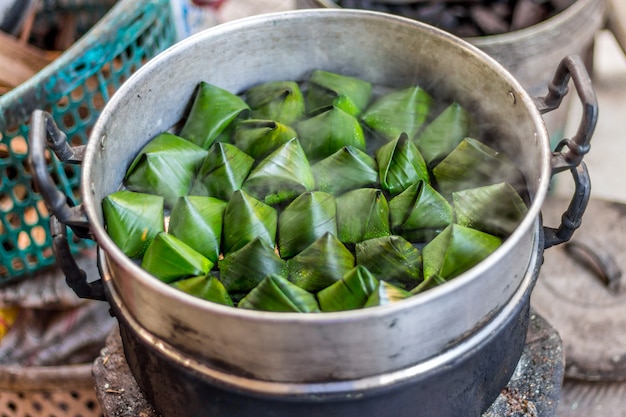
0, 0, 177, 284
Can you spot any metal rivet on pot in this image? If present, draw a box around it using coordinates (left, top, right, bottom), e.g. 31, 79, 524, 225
508, 91, 517, 105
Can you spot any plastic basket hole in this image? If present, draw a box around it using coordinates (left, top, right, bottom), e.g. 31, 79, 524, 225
90, 91, 105, 112
24, 207, 39, 226
36, 199, 49, 217
7, 212, 20, 229
9, 136, 28, 155
0, 193, 13, 212
0, 143, 9, 159
5, 166, 18, 182
12, 184, 28, 204
63, 113, 77, 131
71, 84, 86, 103
10, 258, 24, 272
2, 237, 15, 252
31, 225, 47, 246
112, 56, 124, 72
63, 165, 78, 182
77, 103, 92, 123
70, 133, 84, 147
42, 246, 53, 259
17, 231, 30, 251
26, 254, 38, 267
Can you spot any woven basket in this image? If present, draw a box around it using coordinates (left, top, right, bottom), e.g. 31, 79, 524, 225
0, 0, 176, 284
0, 363, 101, 417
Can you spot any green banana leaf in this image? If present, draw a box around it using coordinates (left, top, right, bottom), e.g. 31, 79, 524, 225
168, 196, 227, 263
453, 182, 528, 238
278, 191, 337, 259
355, 235, 422, 290
189, 142, 254, 201
361, 85, 433, 141
311, 146, 378, 195
317, 265, 379, 312
242, 138, 315, 205
179, 81, 250, 149
287, 232, 355, 293
232, 119, 298, 160
413, 102, 472, 167
245, 81, 305, 125
222, 190, 277, 255
238, 274, 320, 313
416, 224, 502, 293
389, 181, 453, 242
305, 69, 372, 117
218, 237, 287, 293
336, 188, 391, 244
124, 132, 207, 208
142, 232, 213, 283
171, 275, 233, 306
364, 281, 411, 308
102, 190, 164, 259
294, 106, 366, 162
376, 133, 430, 196
432, 137, 523, 197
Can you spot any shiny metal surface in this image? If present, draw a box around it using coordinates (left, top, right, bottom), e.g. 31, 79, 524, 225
82, 10, 551, 382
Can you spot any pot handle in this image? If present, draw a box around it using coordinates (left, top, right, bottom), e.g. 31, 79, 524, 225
534, 55, 598, 249
29, 110, 106, 301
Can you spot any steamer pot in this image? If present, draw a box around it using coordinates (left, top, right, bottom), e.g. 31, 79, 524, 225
29, 9, 596, 415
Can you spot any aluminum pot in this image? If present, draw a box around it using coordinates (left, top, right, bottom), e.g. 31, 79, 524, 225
29, 7, 595, 407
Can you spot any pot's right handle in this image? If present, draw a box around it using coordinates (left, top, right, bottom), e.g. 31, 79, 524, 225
534, 55, 598, 249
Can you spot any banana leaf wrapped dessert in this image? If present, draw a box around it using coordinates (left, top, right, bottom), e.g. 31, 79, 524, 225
233, 119, 297, 161
453, 182, 528, 238
179, 81, 250, 149
102, 190, 164, 259
278, 191, 337, 259
142, 232, 213, 283
389, 181, 453, 242
361, 85, 433, 141
414, 224, 502, 294
312, 146, 378, 195
336, 188, 391, 244
242, 138, 315, 205
355, 235, 422, 290
171, 275, 233, 306
414, 102, 472, 167
244, 81, 305, 126
106, 71, 530, 313
305, 69, 372, 117
376, 133, 430, 196
238, 274, 320, 313
219, 238, 287, 293
294, 105, 366, 162
222, 190, 277, 255
287, 232, 355, 293
364, 281, 411, 308
168, 196, 227, 263
433, 137, 524, 197
189, 142, 254, 201
124, 132, 207, 208
317, 265, 378, 312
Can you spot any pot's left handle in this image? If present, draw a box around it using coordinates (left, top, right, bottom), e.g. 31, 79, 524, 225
29, 110, 106, 301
